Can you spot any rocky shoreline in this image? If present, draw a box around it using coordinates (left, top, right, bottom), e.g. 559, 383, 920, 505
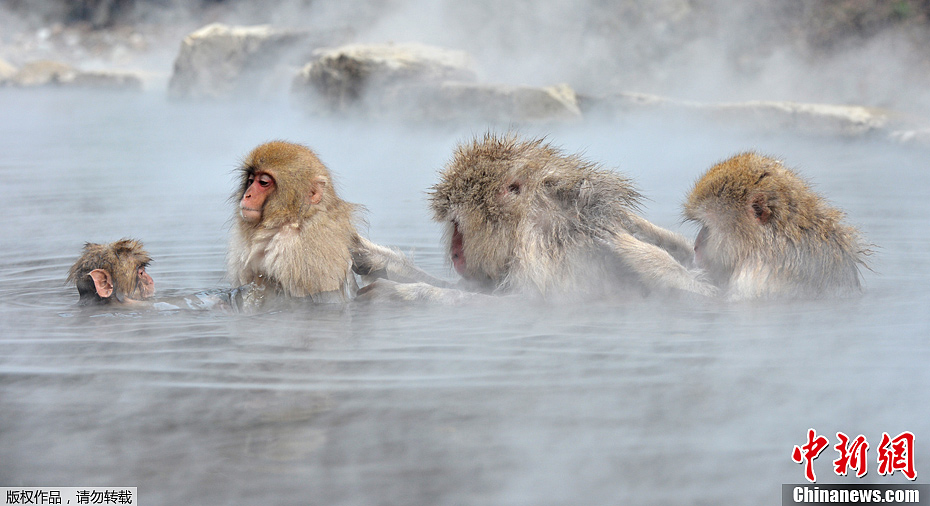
2, 2, 930, 146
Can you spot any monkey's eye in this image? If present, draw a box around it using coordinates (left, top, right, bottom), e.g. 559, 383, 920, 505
247, 175, 255, 186
257, 174, 274, 187
507, 182, 521, 194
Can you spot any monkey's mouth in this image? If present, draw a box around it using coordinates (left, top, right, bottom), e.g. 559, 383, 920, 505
240, 206, 262, 223
450, 222, 467, 276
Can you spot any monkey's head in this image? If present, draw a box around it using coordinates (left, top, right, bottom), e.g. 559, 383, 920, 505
67, 239, 154, 305
236, 141, 337, 228
684, 152, 842, 281
430, 133, 639, 290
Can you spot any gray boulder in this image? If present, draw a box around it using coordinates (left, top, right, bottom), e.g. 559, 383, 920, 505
4, 60, 142, 90
9, 60, 78, 87
704, 101, 893, 137
70, 71, 143, 90
583, 92, 897, 137
292, 42, 477, 113
391, 81, 582, 124
168, 23, 311, 100
293, 42, 580, 124
0, 59, 17, 84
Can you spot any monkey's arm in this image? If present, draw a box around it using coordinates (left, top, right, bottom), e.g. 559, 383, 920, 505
623, 214, 696, 267
599, 232, 717, 297
356, 278, 489, 304
352, 236, 455, 288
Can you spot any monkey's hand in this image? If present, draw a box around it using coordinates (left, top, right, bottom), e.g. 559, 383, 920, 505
356, 279, 474, 304
598, 232, 719, 298
352, 236, 454, 288
624, 214, 696, 267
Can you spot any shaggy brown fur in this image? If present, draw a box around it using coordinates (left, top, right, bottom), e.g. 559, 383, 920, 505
424, 133, 713, 298
684, 152, 870, 299
67, 238, 152, 304
227, 141, 360, 301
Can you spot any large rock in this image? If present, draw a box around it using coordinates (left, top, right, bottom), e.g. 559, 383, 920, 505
9, 60, 78, 86
704, 101, 893, 137
292, 42, 477, 113
582, 92, 898, 137
70, 71, 143, 90
390, 81, 582, 124
4, 60, 142, 90
168, 23, 311, 100
0, 59, 17, 84
293, 43, 580, 123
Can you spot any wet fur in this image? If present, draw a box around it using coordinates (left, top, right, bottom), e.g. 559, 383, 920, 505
684, 151, 870, 299
227, 141, 359, 300
67, 238, 151, 304
428, 133, 710, 297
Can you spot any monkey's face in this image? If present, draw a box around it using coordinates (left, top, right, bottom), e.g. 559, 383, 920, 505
237, 142, 332, 228
112, 244, 155, 302
239, 170, 276, 223
69, 239, 155, 304
128, 264, 155, 300
430, 161, 532, 285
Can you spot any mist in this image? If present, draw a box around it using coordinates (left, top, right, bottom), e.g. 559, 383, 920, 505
2, 2, 929, 506
5, 0, 930, 114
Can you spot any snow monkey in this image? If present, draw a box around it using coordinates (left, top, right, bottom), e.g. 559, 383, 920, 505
357, 133, 716, 302
228, 141, 362, 302
67, 238, 155, 305
684, 152, 870, 300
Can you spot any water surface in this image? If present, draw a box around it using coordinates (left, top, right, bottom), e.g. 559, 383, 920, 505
1, 89, 928, 505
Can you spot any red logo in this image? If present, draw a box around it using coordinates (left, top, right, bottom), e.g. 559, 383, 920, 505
877, 431, 916, 480
792, 428, 830, 483
834, 432, 869, 478
792, 429, 916, 483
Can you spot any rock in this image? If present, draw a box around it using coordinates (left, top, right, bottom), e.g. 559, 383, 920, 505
292, 42, 578, 124
292, 42, 477, 113
5, 59, 143, 90
703, 101, 893, 137
0, 59, 17, 84
9, 60, 78, 86
70, 71, 143, 90
390, 81, 582, 124
582, 92, 897, 137
168, 23, 311, 100
889, 128, 930, 148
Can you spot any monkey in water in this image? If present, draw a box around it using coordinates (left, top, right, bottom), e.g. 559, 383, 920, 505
228, 140, 367, 304
684, 152, 870, 300
67, 238, 155, 305
357, 133, 716, 302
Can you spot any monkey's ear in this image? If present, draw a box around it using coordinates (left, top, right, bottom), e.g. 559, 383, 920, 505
309, 176, 328, 205
88, 269, 114, 298
749, 193, 773, 224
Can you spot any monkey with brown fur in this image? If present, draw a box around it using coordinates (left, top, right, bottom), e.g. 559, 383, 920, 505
67, 238, 155, 305
358, 133, 716, 302
228, 141, 363, 304
684, 152, 870, 300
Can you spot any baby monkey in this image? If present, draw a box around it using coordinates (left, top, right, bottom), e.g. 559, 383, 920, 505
67, 238, 155, 305
684, 152, 870, 300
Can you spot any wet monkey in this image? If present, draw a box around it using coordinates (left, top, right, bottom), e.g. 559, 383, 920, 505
67, 238, 155, 305
358, 133, 716, 302
228, 141, 363, 302
684, 152, 870, 300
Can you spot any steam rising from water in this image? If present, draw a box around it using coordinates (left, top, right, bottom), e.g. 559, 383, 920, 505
1, 2, 930, 505
6, 0, 930, 114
